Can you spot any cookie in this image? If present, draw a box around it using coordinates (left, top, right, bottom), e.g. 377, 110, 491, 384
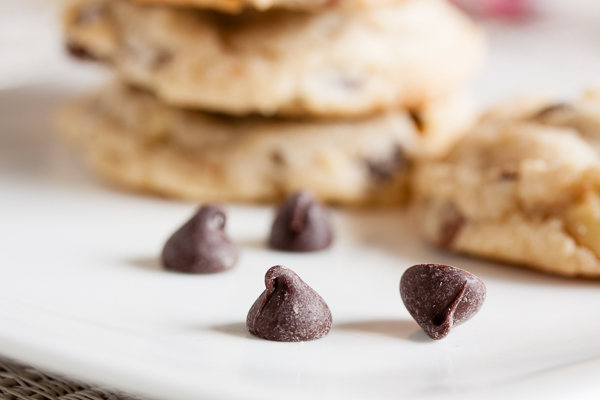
57, 83, 473, 206
414, 91, 600, 277
64, 0, 485, 117
131, 0, 401, 14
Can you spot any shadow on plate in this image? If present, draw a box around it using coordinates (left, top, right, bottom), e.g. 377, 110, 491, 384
126, 256, 244, 277
209, 322, 259, 340
128, 256, 163, 272
335, 319, 429, 343
235, 237, 266, 250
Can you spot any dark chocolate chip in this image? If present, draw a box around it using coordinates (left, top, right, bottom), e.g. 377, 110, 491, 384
268, 191, 333, 252
161, 205, 239, 274
366, 145, 406, 182
438, 203, 465, 248
246, 265, 332, 342
400, 264, 486, 340
66, 42, 98, 61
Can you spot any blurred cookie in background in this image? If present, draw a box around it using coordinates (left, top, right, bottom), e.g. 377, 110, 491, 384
58, 83, 473, 206
64, 0, 485, 118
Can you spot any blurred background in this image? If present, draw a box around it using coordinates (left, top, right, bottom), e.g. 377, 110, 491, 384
2, 0, 600, 107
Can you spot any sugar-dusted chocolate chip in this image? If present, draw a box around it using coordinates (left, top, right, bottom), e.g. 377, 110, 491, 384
246, 265, 332, 342
161, 205, 239, 274
400, 264, 486, 340
366, 145, 406, 182
268, 191, 332, 252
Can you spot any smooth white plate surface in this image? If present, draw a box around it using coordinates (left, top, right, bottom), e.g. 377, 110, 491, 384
2, 1, 600, 399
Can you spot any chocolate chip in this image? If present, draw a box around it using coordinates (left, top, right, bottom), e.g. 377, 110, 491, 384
438, 203, 465, 248
366, 145, 406, 182
400, 264, 486, 340
246, 265, 332, 342
268, 191, 333, 252
66, 42, 98, 61
161, 205, 239, 274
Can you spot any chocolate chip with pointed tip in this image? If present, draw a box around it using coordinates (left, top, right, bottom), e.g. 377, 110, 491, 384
268, 191, 333, 252
400, 264, 485, 340
246, 265, 332, 342
161, 205, 239, 274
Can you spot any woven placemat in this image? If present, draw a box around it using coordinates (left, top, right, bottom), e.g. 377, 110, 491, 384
0, 356, 141, 400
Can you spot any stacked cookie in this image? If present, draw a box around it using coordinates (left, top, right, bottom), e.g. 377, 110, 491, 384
59, 0, 485, 206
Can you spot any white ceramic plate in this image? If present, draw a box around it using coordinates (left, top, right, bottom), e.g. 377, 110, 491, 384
2, 1, 600, 399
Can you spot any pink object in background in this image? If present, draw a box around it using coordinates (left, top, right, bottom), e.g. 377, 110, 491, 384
450, 0, 532, 19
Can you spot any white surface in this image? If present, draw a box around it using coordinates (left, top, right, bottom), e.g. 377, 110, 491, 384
2, 1, 600, 399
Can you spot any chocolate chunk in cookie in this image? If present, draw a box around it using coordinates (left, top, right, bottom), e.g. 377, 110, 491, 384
268, 191, 333, 252
366, 145, 407, 182
438, 203, 465, 248
246, 265, 332, 342
66, 42, 99, 61
400, 264, 485, 340
161, 205, 239, 273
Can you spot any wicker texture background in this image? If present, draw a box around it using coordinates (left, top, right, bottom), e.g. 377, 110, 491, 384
0, 357, 141, 400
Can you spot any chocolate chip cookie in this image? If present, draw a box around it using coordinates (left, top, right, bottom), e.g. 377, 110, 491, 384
58, 83, 473, 206
414, 91, 600, 277
64, 0, 484, 117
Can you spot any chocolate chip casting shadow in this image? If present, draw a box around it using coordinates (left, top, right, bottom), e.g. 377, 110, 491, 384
209, 322, 260, 340
335, 319, 429, 342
